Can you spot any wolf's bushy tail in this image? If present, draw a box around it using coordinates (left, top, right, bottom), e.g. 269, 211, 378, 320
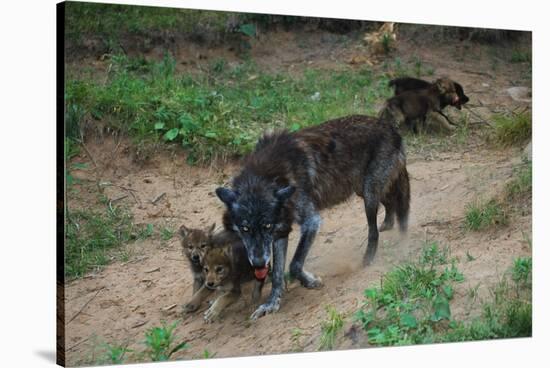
395, 166, 410, 232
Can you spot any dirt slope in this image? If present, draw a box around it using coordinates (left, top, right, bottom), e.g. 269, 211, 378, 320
64, 142, 530, 365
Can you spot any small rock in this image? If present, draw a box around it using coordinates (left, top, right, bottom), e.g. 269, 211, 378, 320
507, 87, 531, 102
523, 141, 532, 161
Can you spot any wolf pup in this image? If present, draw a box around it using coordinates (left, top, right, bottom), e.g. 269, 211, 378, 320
380, 77, 460, 133
179, 223, 216, 294
389, 77, 469, 108
200, 240, 266, 322
388, 77, 469, 130
215, 114, 410, 320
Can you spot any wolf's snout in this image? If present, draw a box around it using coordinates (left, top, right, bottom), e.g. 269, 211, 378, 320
191, 254, 200, 262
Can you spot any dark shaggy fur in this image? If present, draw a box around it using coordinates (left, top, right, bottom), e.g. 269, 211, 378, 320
216, 115, 410, 319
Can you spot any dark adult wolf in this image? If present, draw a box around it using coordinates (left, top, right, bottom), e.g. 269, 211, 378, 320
215, 115, 410, 319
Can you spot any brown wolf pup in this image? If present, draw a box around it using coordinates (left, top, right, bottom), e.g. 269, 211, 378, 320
179, 223, 216, 295
198, 240, 266, 322
380, 77, 460, 133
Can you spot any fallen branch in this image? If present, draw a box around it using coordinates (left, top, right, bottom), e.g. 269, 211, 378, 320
151, 192, 166, 205
66, 336, 91, 352
68, 287, 105, 324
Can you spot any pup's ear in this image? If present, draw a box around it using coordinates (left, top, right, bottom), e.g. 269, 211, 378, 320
216, 187, 238, 207
223, 245, 232, 259
208, 223, 216, 235
274, 186, 296, 202
435, 79, 445, 94
179, 224, 190, 238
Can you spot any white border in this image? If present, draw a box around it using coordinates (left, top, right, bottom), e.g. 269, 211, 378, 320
1, 0, 547, 367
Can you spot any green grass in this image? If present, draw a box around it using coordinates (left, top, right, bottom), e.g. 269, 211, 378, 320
506, 161, 532, 199
94, 322, 189, 365
353, 244, 532, 347
464, 199, 508, 231
65, 2, 231, 48
66, 54, 391, 163
319, 306, 344, 350
511, 257, 532, 288
353, 242, 464, 346
65, 204, 150, 278
491, 112, 531, 147
510, 50, 531, 63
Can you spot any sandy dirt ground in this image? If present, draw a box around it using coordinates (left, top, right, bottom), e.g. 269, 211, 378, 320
63, 29, 531, 365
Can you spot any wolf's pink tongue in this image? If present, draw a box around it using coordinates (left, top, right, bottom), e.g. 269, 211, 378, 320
254, 266, 268, 280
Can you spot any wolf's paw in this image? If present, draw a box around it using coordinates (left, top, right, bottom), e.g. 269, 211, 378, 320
250, 298, 280, 320
379, 221, 394, 232
182, 302, 199, 313
299, 270, 323, 289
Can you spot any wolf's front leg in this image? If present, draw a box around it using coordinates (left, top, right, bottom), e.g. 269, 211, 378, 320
250, 237, 287, 320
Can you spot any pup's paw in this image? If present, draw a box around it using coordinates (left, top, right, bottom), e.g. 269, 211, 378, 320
250, 298, 280, 320
203, 303, 221, 323
182, 302, 199, 313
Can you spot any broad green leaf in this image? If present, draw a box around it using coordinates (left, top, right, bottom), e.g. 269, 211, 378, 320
443, 284, 454, 299
154, 122, 165, 130
239, 23, 256, 37
400, 313, 418, 328
364, 288, 378, 299
164, 128, 179, 141
290, 123, 301, 132
432, 295, 451, 321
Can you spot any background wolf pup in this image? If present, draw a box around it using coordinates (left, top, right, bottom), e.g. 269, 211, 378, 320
380, 77, 460, 133
216, 114, 410, 320
389, 77, 469, 108
201, 240, 266, 323
388, 77, 469, 130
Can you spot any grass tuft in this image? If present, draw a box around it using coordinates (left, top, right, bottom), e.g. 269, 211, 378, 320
464, 199, 508, 231
319, 306, 344, 350
491, 112, 531, 147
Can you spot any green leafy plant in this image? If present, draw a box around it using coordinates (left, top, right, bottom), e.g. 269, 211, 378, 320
353, 242, 464, 346
144, 322, 188, 361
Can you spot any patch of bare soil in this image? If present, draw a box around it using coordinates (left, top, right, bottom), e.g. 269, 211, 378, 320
64, 33, 531, 365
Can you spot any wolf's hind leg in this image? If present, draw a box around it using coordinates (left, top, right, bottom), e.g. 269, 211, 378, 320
362, 155, 400, 266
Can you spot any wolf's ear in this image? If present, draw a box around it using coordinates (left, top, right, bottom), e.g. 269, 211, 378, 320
208, 223, 216, 235
179, 224, 190, 238
274, 186, 296, 202
216, 187, 238, 207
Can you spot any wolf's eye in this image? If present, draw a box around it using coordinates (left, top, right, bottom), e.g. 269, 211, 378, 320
203, 266, 209, 273
200, 243, 207, 249
215, 266, 224, 274
264, 223, 272, 230
241, 225, 249, 232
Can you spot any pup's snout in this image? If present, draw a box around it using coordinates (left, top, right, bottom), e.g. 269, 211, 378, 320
191, 254, 200, 262
206, 281, 215, 288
